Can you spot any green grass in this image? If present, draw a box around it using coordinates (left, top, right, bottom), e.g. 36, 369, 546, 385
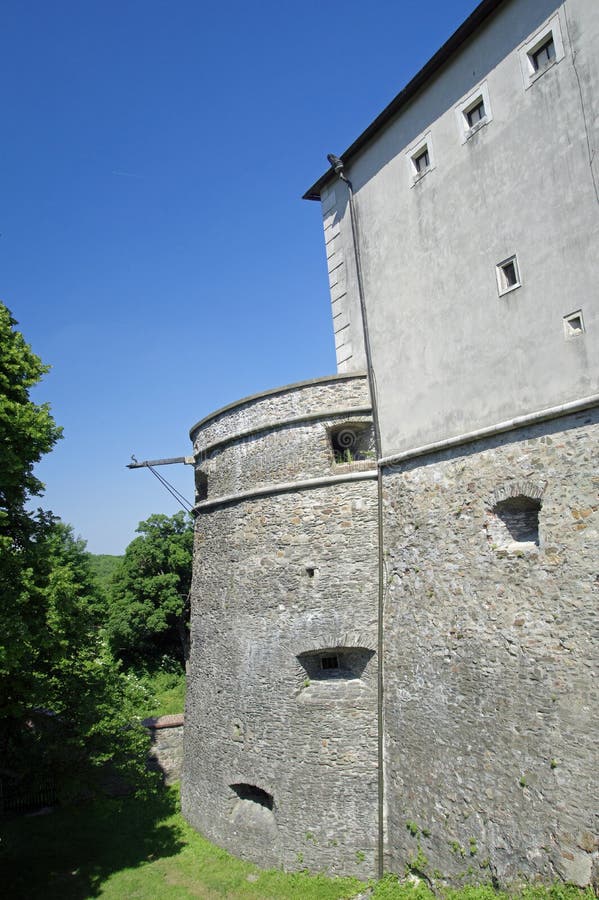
370, 877, 595, 900
1, 789, 595, 900
0, 787, 362, 899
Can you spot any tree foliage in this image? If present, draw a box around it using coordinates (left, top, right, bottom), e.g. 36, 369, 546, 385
106, 512, 194, 670
88, 553, 123, 598
0, 304, 62, 524
0, 304, 155, 798
0, 304, 63, 691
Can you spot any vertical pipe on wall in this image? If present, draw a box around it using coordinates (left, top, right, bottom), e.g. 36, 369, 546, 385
327, 154, 386, 879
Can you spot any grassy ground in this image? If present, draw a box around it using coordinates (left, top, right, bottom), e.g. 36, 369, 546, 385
1, 787, 594, 900
0, 786, 361, 899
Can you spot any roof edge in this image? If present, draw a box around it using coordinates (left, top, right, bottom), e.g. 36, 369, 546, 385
302, 0, 506, 201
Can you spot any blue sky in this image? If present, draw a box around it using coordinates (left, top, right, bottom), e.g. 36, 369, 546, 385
1, 0, 478, 554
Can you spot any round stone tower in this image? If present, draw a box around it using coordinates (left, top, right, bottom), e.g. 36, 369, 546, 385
181, 372, 380, 876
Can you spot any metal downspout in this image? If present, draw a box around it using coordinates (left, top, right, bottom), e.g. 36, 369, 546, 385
328, 157, 386, 879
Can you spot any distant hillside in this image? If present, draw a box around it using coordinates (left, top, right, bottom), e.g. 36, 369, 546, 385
88, 553, 123, 595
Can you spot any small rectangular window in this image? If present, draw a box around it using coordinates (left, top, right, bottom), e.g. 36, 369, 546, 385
563, 310, 585, 339
455, 83, 492, 142
466, 99, 485, 128
520, 16, 564, 87
406, 132, 434, 183
496, 256, 521, 296
531, 35, 556, 72
502, 261, 517, 288
413, 147, 429, 174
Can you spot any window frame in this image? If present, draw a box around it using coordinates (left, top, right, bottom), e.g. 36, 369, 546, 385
531, 35, 556, 72
406, 131, 434, 184
563, 310, 585, 340
455, 82, 492, 143
496, 255, 522, 297
519, 14, 565, 89
413, 146, 430, 174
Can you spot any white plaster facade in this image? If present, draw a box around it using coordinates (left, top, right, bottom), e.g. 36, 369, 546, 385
308, 0, 599, 457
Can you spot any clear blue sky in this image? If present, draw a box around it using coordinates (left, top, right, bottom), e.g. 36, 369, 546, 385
1, 0, 478, 554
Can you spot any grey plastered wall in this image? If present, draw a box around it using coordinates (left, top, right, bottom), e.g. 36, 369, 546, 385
320, 0, 599, 456
381, 408, 599, 886
182, 376, 380, 876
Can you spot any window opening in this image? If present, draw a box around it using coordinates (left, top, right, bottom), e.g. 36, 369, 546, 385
195, 470, 208, 502
231, 783, 274, 811
496, 256, 521, 295
306, 567, 315, 578
502, 261, 517, 287
329, 422, 373, 464
531, 35, 555, 71
492, 496, 541, 546
466, 98, 485, 128
298, 647, 375, 683
321, 654, 339, 670
413, 146, 429, 174
564, 310, 585, 339
520, 17, 564, 87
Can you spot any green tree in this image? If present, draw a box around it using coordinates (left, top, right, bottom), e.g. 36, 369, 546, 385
106, 512, 194, 670
88, 553, 123, 599
0, 304, 62, 695
2, 521, 154, 798
0, 304, 155, 798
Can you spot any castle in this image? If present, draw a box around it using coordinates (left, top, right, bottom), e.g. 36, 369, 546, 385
182, 0, 599, 886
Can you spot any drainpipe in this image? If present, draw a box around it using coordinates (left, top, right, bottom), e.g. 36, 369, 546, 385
326, 154, 386, 880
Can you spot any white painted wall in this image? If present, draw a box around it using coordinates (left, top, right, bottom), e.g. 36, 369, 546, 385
320, 0, 599, 456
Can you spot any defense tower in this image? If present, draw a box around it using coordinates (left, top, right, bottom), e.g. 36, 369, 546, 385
182, 373, 380, 875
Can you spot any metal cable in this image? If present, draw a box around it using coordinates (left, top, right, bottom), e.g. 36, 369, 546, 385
147, 464, 195, 513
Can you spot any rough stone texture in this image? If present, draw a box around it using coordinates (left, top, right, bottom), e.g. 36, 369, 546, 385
382, 408, 599, 885
190, 374, 374, 504
143, 715, 184, 786
191, 374, 370, 452
182, 379, 379, 877
197, 413, 375, 501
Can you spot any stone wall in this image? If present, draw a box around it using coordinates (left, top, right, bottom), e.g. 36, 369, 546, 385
182, 374, 380, 877
143, 714, 184, 786
382, 407, 599, 886
190, 373, 370, 452
183, 371, 598, 886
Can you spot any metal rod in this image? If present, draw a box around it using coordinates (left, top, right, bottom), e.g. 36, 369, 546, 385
127, 456, 194, 469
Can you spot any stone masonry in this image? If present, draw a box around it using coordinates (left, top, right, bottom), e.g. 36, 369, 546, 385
182, 374, 380, 876
182, 393, 598, 883
382, 408, 599, 886
143, 714, 185, 786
